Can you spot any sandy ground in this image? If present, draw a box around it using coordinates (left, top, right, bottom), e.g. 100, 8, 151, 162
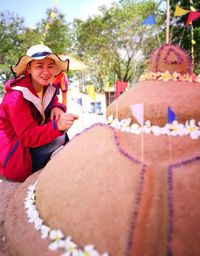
0, 180, 21, 256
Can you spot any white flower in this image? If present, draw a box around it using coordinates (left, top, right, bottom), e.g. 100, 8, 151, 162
83, 245, 100, 256
107, 115, 113, 124
63, 237, 77, 252
121, 126, 127, 132
169, 122, 185, 136
151, 126, 161, 136
72, 250, 84, 256
189, 119, 196, 126
48, 238, 67, 251
24, 198, 34, 209
27, 208, 39, 223
26, 203, 36, 214
61, 250, 77, 256
190, 131, 199, 139
160, 126, 170, 135
62, 249, 84, 256
189, 127, 200, 139
185, 120, 200, 139
124, 127, 132, 133
143, 125, 151, 134
170, 126, 179, 136
49, 229, 64, 241
41, 225, 50, 239
48, 241, 59, 251
34, 216, 43, 230
120, 118, 131, 128
48, 230, 65, 250
25, 190, 35, 202
130, 123, 140, 133
27, 184, 36, 193
110, 118, 121, 129
144, 120, 151, 127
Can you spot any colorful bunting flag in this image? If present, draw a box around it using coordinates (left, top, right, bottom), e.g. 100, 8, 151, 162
186, 11, 200, 26
115, 80, 128, 98
142, 15, 155, 25
41, 1, 59, 43
77, 98, 83, 106
168, 106, 176, 124
130, 103, 144, 126
87, 85, 97, 102
105, 81, 110, 92
192, 39, 196, 45
174, 4, 190, 16
50, 11, 56, 18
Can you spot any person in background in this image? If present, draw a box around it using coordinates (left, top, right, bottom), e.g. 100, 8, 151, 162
52, 71, 69, 106
0, 44, 78, 182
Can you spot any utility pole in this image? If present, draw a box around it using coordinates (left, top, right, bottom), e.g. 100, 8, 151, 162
166, 0, 170, 44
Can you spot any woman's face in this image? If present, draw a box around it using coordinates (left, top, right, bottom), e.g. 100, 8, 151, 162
27, 58, 55, 91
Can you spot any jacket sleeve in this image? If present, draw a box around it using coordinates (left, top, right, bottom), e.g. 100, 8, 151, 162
4, 91, 63, 148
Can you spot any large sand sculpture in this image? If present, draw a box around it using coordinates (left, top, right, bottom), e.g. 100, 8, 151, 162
4, 44, 200, 256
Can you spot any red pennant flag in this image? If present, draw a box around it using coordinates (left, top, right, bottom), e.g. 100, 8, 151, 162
115, 80, 128, 98
186, 11, 200, 26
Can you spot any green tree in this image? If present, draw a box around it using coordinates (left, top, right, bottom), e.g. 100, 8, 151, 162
0, 11, 41, 83
0, 11, 26, 82
38, 8, 72, 54
73, 0, 161, 90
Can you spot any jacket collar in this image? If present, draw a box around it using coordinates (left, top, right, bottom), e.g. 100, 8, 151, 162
6, 75, 57, 123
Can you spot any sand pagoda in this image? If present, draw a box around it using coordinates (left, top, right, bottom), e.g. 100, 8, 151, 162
4, 44, 200, 256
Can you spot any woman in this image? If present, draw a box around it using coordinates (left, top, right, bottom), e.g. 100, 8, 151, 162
0, 44, 78, 182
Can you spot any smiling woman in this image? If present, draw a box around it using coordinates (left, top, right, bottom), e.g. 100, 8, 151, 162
0, 44, 78, 182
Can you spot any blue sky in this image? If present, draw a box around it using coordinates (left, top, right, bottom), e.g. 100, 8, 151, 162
0, 0, 117, 28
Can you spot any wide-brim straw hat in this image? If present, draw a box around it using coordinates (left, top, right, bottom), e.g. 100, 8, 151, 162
11, 44, 69, 78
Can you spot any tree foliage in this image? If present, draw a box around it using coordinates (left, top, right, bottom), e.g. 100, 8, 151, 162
38, 8, 72, 54
0, 11, 42, 83
73, 0, 161, 89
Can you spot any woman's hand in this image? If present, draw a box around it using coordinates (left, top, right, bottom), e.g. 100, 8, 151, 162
50, 107, 65, 121
57, 113, 78, 131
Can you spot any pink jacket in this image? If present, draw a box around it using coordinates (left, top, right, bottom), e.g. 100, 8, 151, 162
0, 76, 66, 182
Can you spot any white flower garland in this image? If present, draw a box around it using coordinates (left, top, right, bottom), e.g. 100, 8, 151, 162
107, 115, 200, 140
139, 70, 200, 83
24, 182, 109, 256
